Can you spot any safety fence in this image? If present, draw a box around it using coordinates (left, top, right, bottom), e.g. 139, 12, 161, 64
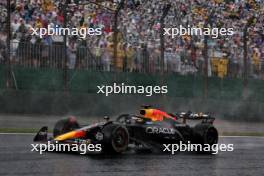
1, 41, 263, 79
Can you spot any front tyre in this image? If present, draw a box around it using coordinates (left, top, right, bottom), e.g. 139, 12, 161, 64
102, 124, 129, 154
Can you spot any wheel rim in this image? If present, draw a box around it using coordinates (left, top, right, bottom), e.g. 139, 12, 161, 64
112, 127, 128, 151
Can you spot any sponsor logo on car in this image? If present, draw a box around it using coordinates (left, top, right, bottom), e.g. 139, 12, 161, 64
146, 127, 175, 135
95, 132, 104, 141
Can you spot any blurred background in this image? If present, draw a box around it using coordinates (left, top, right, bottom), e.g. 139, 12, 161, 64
0, 0, 263, 122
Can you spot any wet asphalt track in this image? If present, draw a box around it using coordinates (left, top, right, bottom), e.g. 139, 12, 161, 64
0, 134, 263, 176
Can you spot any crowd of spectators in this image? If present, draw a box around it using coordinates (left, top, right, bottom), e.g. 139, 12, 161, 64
0, 0, 263, 78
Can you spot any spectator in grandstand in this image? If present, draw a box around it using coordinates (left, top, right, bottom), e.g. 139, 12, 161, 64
6, 0, 263, 79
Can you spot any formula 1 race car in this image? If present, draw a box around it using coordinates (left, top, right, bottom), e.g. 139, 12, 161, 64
34, 106, 218, 154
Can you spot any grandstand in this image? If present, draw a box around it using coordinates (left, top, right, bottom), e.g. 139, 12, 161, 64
0, 0, 263, 84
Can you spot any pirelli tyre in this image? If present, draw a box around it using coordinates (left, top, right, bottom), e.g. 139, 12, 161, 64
53, 118, 80, 137
102, 124, 129, 154
192, 124, 218, 152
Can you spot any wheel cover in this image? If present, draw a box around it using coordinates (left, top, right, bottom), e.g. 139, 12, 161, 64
112, 127, 129, 152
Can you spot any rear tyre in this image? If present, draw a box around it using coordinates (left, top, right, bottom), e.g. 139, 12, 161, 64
53, 118, 80, 137
193, 124, 218, 153
102, 124, 129, 154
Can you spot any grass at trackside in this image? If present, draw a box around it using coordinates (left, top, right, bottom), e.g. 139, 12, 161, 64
0, 128, 52, 134
0, 128, 264, 137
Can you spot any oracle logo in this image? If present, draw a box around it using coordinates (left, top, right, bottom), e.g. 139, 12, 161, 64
146, 127, 175, 135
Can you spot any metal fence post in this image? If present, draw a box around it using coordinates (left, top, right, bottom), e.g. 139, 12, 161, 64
243, 25, 248, 98
202, 9, 215, 99
160, 4, 171, 76
6, 0, 12, 89
203, 32, 208, 99
63, 0, 68, 92
113, 0, 125, 72
243, 16, 255, 98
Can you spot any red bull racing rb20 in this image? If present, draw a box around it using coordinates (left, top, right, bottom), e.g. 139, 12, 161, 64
34, 106, 218, 154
